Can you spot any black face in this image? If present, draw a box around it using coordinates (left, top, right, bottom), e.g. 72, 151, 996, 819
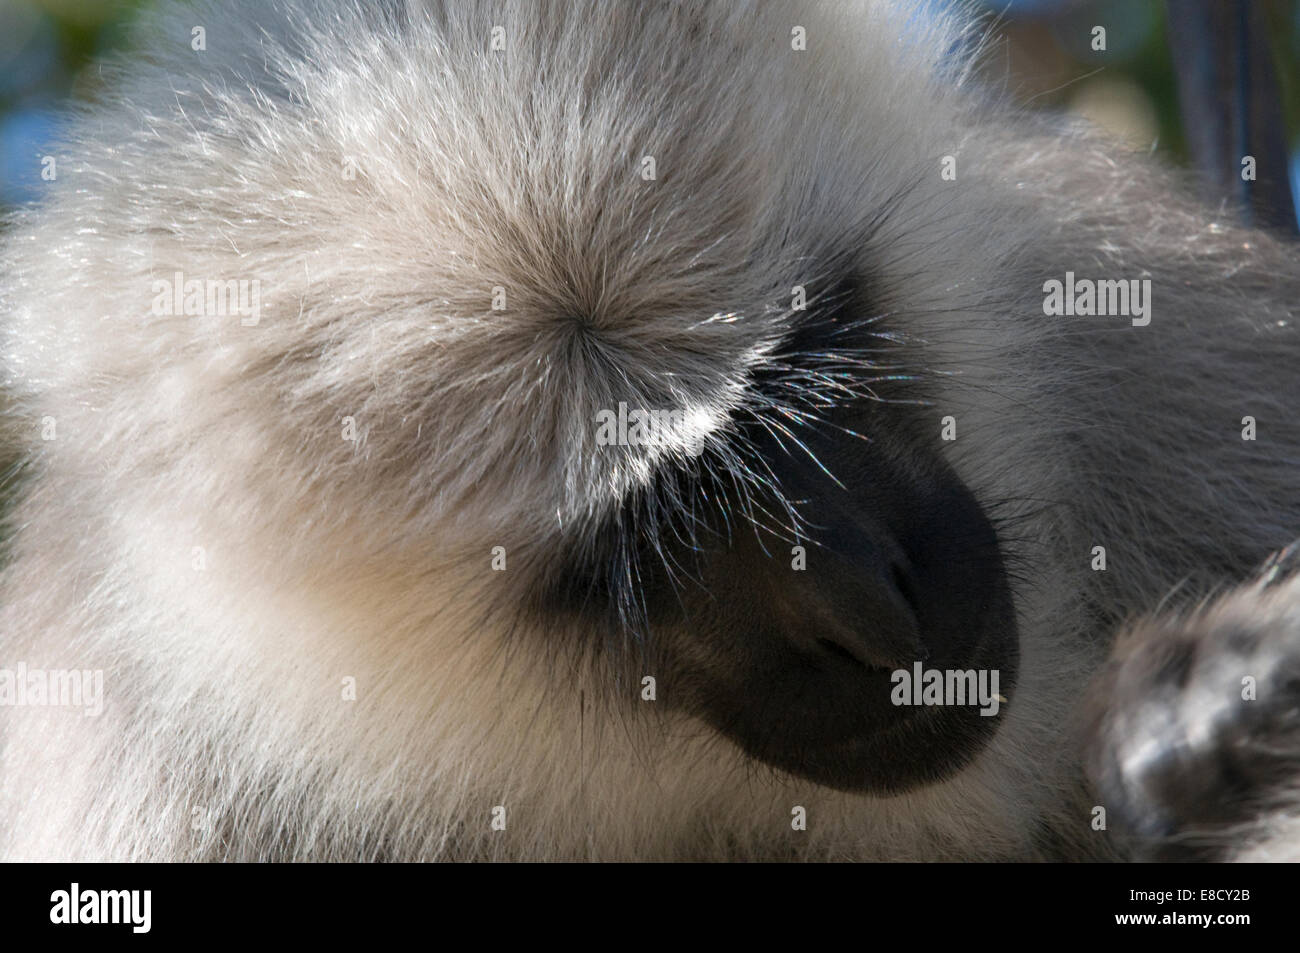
542, 269, 1019, 794
545, 396, 1020, 795
644, 413, 1020, 793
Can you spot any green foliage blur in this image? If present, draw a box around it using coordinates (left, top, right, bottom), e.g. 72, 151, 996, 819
0, 0, 154, 209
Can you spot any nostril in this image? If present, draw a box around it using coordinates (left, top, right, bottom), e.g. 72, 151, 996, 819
815, 637, 895, 673
891, 562, 921, 619
889, 563, 931, 661
817, 637, 866, 667
805, 558, 928, 671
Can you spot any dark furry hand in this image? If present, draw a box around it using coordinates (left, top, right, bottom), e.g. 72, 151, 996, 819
1087, 546, 1300, 861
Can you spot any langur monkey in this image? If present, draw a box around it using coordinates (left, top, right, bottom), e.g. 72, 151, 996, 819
2, 0, 1299, 861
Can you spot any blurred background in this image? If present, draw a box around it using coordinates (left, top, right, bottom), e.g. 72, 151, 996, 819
1, 0, 1300, 227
